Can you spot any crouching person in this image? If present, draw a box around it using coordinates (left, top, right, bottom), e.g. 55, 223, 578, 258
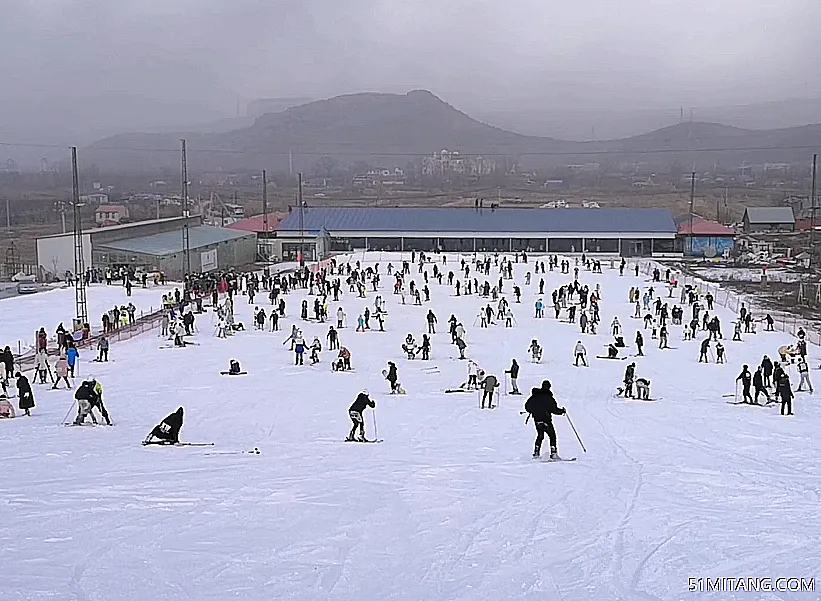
144, 407, 184, 445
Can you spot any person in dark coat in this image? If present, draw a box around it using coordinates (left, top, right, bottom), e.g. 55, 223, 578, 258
385, 362, 399, 394
753, 367, 771, 404
524, 380, 566, 459
505, 359, 520, 394
777, 375, 794, 416
1, 346, 14, 380
761, 356, 773, 388
346, 390, 375, 441
144, 407, 184, 444
736, 365, 753, 403
15, 372, 34, 416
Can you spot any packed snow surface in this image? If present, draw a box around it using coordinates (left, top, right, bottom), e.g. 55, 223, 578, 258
2, 252, 819, 601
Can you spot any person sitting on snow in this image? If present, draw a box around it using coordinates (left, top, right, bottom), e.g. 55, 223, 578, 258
144, 407, 184, 445
228, 359, 242, 375
607, 344, 619, 359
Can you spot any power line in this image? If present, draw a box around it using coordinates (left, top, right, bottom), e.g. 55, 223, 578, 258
0, 139, 818, 159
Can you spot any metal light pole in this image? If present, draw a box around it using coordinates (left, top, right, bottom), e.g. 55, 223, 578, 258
298, 172, 305, 267
71, 147, 88, 330
181, 139, 191, 276
688, 172, 696, 256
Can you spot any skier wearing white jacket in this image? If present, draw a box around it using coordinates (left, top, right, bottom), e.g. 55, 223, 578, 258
574, 341, 588, 367
797, 358, 814, 393
337, 307, 346, 328
611, 317, 621, 336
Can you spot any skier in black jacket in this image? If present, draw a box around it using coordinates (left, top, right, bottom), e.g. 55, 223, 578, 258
144, 407, 184, 444
736, 365, 753, 403
524, 380, 566, 459
347, 390, 375, 441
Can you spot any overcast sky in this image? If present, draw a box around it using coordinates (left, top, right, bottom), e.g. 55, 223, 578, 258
1, 0, 819, 152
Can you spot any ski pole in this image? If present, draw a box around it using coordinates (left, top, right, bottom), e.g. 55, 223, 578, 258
565, 413, 586, 453
372, 408, 378, 442
60, 400, 77, 425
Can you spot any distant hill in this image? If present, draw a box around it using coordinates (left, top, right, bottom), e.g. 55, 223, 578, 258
83, 91, 821, 172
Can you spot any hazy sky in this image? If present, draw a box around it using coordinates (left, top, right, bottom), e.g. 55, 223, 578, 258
1, 0, 819, 151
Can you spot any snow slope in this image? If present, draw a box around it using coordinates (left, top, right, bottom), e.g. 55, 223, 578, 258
1, 252, 819, 601
0, 282, 175, 351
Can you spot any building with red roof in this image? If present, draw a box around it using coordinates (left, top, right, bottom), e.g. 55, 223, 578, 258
675, 216, 735, 257
226, 212, 287, 261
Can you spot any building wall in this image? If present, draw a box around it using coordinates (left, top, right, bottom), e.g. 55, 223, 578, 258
91, 216, 202, 246
36, 233, 92, 277
92, 233, 257, 279
683, 236, 735, 257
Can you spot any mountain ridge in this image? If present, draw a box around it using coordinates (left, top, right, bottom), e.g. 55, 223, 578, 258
84, 90, 821, 172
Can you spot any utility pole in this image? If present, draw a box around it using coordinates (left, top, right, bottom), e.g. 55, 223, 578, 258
298, 172, 305, 267
4, 197, 9, 230
688, 172, 696, 256
71, 147, 88, 330
262, 169, 269, 260
289, 147, 293, 177
810, 154, 817, 249
181, 139, 191, 276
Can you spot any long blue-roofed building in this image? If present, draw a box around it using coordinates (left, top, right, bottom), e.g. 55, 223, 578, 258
275, 206, 678, 261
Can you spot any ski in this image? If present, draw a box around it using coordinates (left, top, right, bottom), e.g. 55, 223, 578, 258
534, 456, 577, 462
344, 438, 384, 443
595, 356, 628, 360
204, 448, 261, 456
141, 441, 215, 446
445, 388, 470, 393
219, 371, 249, 375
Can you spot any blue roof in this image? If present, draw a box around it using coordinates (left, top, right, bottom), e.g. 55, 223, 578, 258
278, 207, 676, 235
97, 226, 254, 256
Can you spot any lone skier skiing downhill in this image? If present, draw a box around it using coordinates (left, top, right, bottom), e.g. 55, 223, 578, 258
524, 380, 566, 459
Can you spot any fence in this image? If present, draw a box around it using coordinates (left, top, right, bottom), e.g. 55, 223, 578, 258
642, 261, 821, 347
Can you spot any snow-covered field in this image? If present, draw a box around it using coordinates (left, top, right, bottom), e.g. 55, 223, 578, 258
690, 266, 808, 284
0, 283, 175, 351
2, 252, 819, 601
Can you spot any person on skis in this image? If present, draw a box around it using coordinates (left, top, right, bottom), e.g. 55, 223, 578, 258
736, 365, 753, 403
347, 390, 375, 442
524, 380, 566, 459
144, 407, 185, 444
505, 359, 520, 395
480, 373, 499, 409
529, 339, 542, 363
574, 341, 588, 366
797, 357, 813, 393
753, 366, 770, 404
385, 362, 400, 394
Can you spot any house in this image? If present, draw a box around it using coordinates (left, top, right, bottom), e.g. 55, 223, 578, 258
742, 207, 795, 233
675, 216, 735, 257
81, 193, 110, 205
95, 204, 130, 226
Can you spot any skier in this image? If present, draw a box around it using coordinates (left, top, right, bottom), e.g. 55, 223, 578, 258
480, 373, 499, 409
753, 367, 770, 404
574, 341, 588, 366
736, 365, 753, 403
97, 335, 110, 362
336, 307, 345, 328
346, 390, 375, 442
621, 363, 636, 398
53, 354, 71, 389
293, 330, 305, 365
761, 355, 773, 388
715, 341, 726, 364
1, 346, 15, 380
35, 349, 50, 384
777, 374, 794, 416
466, 360, 480, 390
73, 380, 99, 425
310, 337, 322, 364
797, 357, 813, 393
385, 361, 400, 394
698, 338, 710, 363
611, 317, 621, 336
529, 339, 543, 363
635, 378, 651, 400
505, 359, 520, 395
455, 336, 467, 360
420, 334, 431, 361
66, 345, 79, 377
228, 359, 243, 375
635, 331, 644, 356
144, 407, 185, 444
426, 310, 437, 334
524, 380, 566, 459
15, 372, 34, 416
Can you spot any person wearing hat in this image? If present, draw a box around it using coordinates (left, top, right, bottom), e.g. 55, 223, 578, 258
346, 390, 375, 442
736, 365, 753, 404
524, 380, 566, 459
